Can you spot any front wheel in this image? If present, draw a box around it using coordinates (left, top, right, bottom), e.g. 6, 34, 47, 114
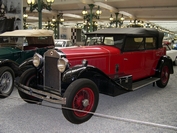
62, 78, 99, 124
156, 63, 170, 88
0, 67, 14, 98
18, 68, 43, 104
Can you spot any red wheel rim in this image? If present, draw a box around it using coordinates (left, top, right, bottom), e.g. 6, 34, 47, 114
161, 66, 169, 84
72, 87, 95, 117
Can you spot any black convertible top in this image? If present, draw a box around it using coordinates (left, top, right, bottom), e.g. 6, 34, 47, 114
85, 28, 164, 48
86, 28, 162, 36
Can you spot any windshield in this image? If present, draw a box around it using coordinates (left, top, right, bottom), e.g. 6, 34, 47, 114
55, 40, 73, 47
85, 35, 125, 49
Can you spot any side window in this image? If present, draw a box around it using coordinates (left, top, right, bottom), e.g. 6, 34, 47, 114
124, 37, 144, 51
104, 37, 114, 45
145, 37, 156, 49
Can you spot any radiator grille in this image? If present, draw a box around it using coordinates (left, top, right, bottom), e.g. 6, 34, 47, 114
44, 56, 60, 91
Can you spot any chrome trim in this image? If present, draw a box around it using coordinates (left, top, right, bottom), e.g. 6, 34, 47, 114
44, 49, 61, 92
17, 83, 66, 105
44, 49, 61, 58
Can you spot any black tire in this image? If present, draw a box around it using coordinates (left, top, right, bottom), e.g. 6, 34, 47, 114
18, 68, 42, 104
62, 78, 99, 124
0, 66, 14, 98
156, 63, 170, 88
174, 58, 177, 66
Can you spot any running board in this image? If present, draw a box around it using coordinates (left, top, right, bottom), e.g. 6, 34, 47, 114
132, 77, 160, 90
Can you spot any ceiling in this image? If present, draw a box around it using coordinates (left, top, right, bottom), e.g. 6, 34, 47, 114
23, 0, 177, 34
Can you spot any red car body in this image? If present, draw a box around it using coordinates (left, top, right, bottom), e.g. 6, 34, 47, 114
61, 45, 166, 81
17, 28, 174, 124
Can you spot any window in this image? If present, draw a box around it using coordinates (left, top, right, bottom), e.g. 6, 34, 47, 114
104, 37, 114, 45
86, 36, 104, 45
145, 37, 156, 49
124, 37, 144, 51
86, 35, 124, 49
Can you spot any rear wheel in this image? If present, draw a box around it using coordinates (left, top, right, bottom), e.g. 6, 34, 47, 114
0, 67, 14, 98
18, 68, 43, 104
174, 57, 177, 66
62, 78, 99, 124
156, 63, 170, 88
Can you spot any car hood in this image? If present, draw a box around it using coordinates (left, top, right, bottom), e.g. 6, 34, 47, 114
59, 45, 121, 66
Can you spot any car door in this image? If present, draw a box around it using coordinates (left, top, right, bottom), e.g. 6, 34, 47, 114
121, 36, 146, 81
144, 37, 159, 76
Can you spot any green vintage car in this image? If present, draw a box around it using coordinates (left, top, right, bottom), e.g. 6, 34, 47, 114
0, 29, 54, 98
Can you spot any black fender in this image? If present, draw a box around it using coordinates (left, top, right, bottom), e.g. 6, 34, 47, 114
19, 57, 35, 74
0, 59, 20, 77
62, 65, 109, 82
19, 57, 33, 69
155, 55, 174, 76
19, 57, 35, 76
62, 65, 128, 96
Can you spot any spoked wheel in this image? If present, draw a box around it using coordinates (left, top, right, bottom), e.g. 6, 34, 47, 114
0, 67, 14, 98
18, 68, 43, 104
156, 63, 170, 88
62, 78, 99, 124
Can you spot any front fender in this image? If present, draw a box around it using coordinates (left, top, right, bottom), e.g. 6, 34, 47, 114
19, 58, 33, 69
62, 65, 128, 96
62, 65, 88, 83
62, 65, 109, 82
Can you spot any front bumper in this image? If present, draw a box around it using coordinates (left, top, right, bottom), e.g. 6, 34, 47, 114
15, 82, 66, 105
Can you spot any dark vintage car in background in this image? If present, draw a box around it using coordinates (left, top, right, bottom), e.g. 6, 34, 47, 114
0, 29, 54, 98
16, 28, 173, 124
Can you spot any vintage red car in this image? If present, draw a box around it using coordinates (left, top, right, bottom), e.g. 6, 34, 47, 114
16, 28, 173, 124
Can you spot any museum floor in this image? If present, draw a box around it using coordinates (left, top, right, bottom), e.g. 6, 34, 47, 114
0, 66, 177, 133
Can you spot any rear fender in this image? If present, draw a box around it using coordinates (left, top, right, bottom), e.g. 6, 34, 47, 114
156, 55, 174, 76
0, 59, 19, 76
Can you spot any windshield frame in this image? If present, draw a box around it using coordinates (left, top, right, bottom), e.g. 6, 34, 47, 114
85, 34, 125, 49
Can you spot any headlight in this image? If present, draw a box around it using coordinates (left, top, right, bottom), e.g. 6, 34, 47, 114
57, 58, 68, 72
33, 53, 43, 68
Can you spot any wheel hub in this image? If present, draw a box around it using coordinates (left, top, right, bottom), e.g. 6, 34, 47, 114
0, 78, 8, 91
1, 78, 9, 85
0, 72, 12, 93
82, 99, 89, 107
165, 72, 168, 77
